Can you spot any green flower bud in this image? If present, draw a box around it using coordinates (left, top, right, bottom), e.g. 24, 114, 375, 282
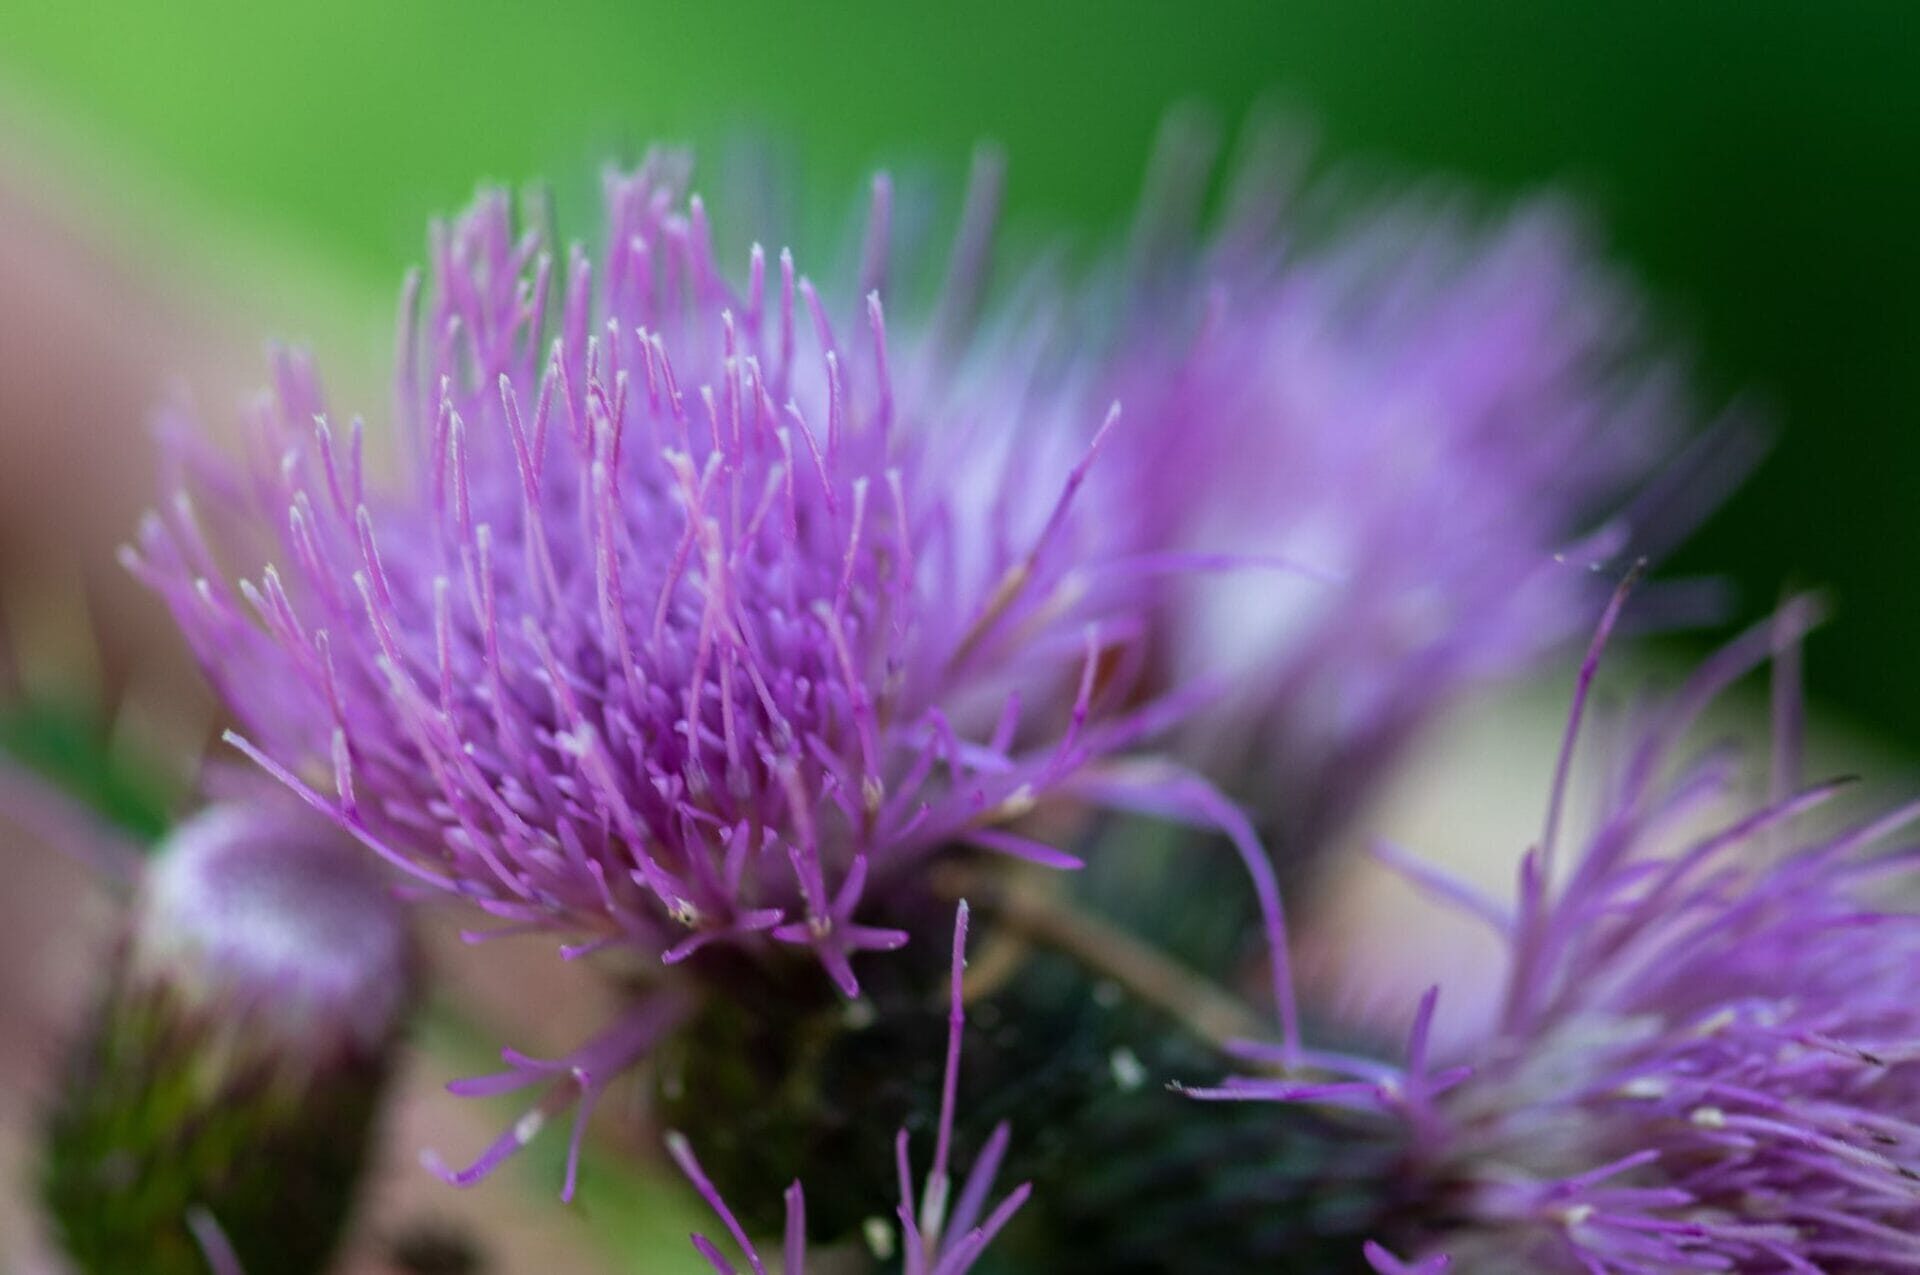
41, 802, 415, 1275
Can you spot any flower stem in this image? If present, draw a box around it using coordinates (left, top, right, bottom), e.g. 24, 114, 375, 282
938, 864, 1270, 1054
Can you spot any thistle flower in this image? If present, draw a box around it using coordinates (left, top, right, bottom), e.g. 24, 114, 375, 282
669, 902, 1030, 1275
1195, 594, 1920, 1272
1063, 117, 1749, 851
40, 801, 414, 1275
126, 149, 1269, 1193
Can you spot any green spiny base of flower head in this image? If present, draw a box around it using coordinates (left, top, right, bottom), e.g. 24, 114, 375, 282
656, 896, 971, 1245
660, 820, 1423, 1265
661, 925, 1421, 1271
982, 1074, 1421, 1274
653, 839, 1156, 1244
39, 965, 391, 1275
989, 828, 1428, 1269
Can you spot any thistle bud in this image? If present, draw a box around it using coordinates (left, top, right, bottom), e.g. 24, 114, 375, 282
40, 802, 414, 1275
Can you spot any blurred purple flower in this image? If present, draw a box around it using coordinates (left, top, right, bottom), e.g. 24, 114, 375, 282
670, 902, 1029, 1275
1064, 118, 1751, 847
1195, 593, 1920, 1272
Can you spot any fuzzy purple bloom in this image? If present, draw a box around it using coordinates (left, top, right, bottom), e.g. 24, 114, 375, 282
130, 153, 1126, 984
1197, 594, 1920, 1272
670, 902, 1029, 1275
1054, 119, 1749, 846
126, 150, 1239, 1192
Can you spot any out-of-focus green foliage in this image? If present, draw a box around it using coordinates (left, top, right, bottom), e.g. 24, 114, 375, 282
0, 702, 173, 843
5, 3, 1916, 738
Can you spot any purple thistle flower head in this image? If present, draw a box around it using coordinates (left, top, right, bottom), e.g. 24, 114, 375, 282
669, 902, 1030, 1275
126, 151, 1153, 993
1198, 591, 1920, 1272
1070, 117, 1752, 847
124, 148, 1239, 1196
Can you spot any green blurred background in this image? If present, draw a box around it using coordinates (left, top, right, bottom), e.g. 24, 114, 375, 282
3, 0, 1916, 740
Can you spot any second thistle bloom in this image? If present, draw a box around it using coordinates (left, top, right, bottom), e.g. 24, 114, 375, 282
1198, 601, 1920, 1272
1065, 121, 1749, 851
129, 153, 1144, 999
